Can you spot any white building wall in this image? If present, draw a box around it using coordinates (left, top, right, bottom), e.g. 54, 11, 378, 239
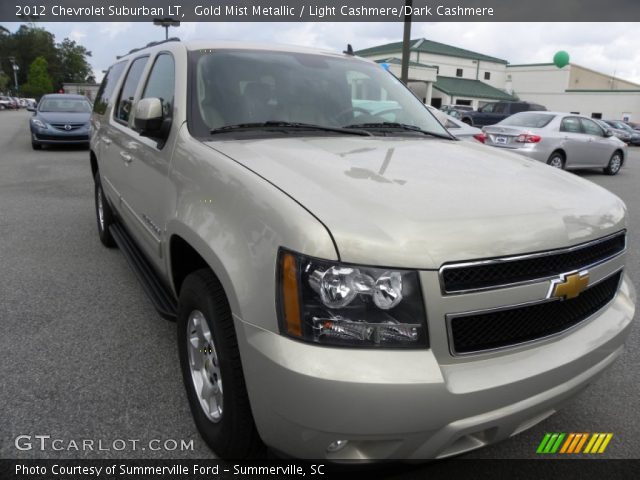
511, 91, 640, 122
413, 52, 507, 89
507, 65, 571, 93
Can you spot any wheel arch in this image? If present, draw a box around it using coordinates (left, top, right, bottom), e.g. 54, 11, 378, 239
167, 227, 241, 317
90, 150, 98, 179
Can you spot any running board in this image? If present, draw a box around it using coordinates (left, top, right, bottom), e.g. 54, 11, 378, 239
110, 223, 177, 320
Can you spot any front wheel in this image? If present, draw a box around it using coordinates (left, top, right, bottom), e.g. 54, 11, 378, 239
31, 141, 42, 150
603, 152, 622, 175
177, 269, 264, 459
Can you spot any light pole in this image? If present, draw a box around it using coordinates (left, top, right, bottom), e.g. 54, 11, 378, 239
153, 18, 180, 40
9, 57, 19, 92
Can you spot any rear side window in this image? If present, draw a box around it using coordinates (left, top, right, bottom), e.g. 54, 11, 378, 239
115, 56, 149, 125
93, 61, 126, 115
510, 103, 528, 114
493, 103, 507, 114
560, 117, 582, 133
142, 53, 175, 119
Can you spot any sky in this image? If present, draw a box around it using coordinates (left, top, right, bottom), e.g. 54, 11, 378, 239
2, 21, 640, 85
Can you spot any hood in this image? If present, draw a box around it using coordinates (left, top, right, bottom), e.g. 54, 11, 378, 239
205, 136, 626, 269
36, 111, 90, 124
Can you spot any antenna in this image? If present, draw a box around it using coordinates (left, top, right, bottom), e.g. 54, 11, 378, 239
343, 44, 354, 56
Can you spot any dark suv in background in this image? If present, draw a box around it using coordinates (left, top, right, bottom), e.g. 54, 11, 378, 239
460, 101, 546, 127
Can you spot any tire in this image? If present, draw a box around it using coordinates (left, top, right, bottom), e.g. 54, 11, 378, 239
603, 151, 623, 175
94, 173, 116, 247
177, 269, 264, 459
31, 141, 42, 150
547, 152, 565, 169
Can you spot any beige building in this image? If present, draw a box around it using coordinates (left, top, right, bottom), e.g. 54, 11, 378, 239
507, 63, 640, 121
62, 83, 100, 102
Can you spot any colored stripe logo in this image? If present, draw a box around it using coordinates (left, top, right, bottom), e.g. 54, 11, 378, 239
537, 433, 613, 454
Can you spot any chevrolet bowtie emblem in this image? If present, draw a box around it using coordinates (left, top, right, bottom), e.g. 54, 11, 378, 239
548, 271, 590, 300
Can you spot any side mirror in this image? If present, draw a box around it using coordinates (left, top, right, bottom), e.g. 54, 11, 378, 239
603, 129, 613, 138
26, 106, 36, 112
134, 97, 164, 134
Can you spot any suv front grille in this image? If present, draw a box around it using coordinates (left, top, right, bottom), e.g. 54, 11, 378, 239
448, 271, 622, 354
441, 232, 625, 293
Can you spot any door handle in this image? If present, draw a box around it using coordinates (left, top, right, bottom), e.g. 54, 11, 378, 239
102, 137, 112, 145
119, 151, 132, 163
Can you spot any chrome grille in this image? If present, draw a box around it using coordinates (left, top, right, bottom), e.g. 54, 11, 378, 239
447, 271, 622, 355
440, 231, 626, 294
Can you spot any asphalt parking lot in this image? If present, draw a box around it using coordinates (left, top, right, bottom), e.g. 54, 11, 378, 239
0, 110, 638, 463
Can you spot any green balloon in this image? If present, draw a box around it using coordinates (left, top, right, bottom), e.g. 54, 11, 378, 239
553, 51, 570, 68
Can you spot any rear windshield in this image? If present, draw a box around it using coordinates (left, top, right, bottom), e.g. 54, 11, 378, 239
500, 112, 555, 128
39, 98, 92, 113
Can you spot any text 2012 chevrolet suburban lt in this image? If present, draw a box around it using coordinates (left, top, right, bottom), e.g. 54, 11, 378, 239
90, 39, 635, 460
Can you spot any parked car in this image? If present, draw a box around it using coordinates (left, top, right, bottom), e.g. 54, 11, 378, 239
91, 40, 634, 460
460, 101, 546, 127
594, 119, 632, 144
440, 104, 474, 117
602, 119, 640, 146
482, 112, 627, 174
427, 105, 483, 141
28, 94, 92, 149
623, 121, 640, 131
0, 95, 18, 110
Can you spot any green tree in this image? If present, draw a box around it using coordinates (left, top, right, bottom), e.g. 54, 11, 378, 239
0, 71, 10, 92
56, 38, 93, 84
0, 25, 94, 91
22, 56, 53, 98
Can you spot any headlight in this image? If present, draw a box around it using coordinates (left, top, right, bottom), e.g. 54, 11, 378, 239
277, 249, 428, 348
31, 118, 46, 129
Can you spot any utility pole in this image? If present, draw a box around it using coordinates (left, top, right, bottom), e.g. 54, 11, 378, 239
401, 0, 412, 85
153, 18, 180, 40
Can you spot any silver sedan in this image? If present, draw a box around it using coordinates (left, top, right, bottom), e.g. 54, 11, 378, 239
482, 112, 627, 175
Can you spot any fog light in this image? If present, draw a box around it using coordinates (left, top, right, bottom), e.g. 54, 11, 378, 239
327, 440, 349, 452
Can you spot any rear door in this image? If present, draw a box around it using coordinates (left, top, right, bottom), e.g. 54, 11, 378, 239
93, 60, 128, 203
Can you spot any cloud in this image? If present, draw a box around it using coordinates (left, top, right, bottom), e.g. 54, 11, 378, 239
5, 21, 639, 84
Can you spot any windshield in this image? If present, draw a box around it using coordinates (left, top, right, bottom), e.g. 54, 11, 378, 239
189, 49, 449, 137
500, 112, 555, 128
39, 98, 92, 113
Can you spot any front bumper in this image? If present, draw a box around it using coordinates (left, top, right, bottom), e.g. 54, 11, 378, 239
31, 127, 89, 145
236, 274, 635, 460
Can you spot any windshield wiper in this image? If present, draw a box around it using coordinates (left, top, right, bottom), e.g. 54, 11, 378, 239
343, 122, 452, 139
210, 121, 372, 136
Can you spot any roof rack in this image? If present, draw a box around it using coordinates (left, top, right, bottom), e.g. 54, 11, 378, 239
116, 37, 180, 60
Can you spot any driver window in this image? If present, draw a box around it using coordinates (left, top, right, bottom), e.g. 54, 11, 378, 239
581, 118, 604, 136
